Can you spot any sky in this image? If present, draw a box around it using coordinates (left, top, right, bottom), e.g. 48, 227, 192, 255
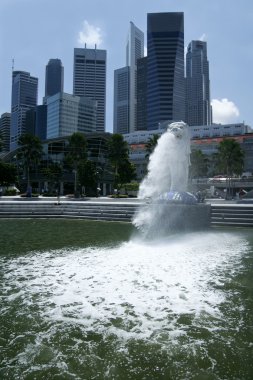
0, 0, 253, 132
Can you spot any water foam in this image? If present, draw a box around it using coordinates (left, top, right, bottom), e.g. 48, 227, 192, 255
1, 232, 247, 342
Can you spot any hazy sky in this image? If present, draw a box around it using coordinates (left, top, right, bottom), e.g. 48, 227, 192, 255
1, 0, 252, 132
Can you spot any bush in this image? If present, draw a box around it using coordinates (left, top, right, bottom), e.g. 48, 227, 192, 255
4, 189, 17, 196
122, 182, 139, 191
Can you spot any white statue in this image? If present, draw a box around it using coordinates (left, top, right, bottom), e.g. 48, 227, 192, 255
138, 121, 191, 199
166, 121, 191, 192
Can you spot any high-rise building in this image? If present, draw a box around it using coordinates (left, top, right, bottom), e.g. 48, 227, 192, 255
0, 112, 11, 153
44, 59, 64, 100
126, 21, 144, 132
137, 57, 147, 131
147, 12, 185, 130
185, 40, 212, 126
46, 92, 97, 139
114, 22, 144, 134
10, 71, 38, 150
73, 47, 106, 132
25, 105, 47, 141
113, 67, 130, 134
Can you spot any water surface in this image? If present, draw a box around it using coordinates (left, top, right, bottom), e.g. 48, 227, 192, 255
0, 220, 253, 379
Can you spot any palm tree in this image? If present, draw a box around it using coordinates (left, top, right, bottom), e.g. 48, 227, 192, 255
107, 134, 129, 186
18, 133, 43, 194
216, 138, 244, 198
145, 134, 159, 159
189, 149, 209, 179
65, 132, 87, 196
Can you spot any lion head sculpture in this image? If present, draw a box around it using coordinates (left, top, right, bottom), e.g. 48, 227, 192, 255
167, 121, 189, 139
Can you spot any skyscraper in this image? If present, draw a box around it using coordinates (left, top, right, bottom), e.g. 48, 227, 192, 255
10, 71, 38, 150
147, 12, 185, 130
126, 22, 144, 132
45, 59, 64, 99
114, 22, 144, 134
47, 93, 97, 139
137, 57, 147, 131
73, 47, 106, 132
113, 67, 130, 134
0, 112, 11, 153
185, 40, 212, 126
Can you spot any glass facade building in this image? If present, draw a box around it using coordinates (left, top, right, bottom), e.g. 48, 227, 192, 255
10, 71, 38, 150
0, 112, 11, 153
186, 40, 212, 126
113, 67, 130, 134
137, 57, 147, 131
73, 48, 106, 132
45, 59, 64, 99
126, 22, 144, 132
147, 13, 185, 130
46, 92, 97, 139
114, 22, 144, 134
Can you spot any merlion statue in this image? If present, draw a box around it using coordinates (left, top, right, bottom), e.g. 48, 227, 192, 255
138, 121, 191, 199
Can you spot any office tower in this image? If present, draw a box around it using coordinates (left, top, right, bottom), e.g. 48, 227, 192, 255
10, 71, 38, 150
147, 12, 185, 130
126, 21, 144, 132
45, 59, 64, 99
137, 57, 147, 130
114, 22, 144, 134
113, 67, 130, 134
47, 92, 97, 139
0, 112, 11, 152
185, 40, 212, 126
25, 105, 47, 141
73, 47, 106, 132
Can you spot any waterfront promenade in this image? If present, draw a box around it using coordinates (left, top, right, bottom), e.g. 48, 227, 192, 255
0, 195, 253, 227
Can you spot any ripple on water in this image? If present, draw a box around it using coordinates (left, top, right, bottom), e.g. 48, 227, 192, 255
1, 231, 252, 379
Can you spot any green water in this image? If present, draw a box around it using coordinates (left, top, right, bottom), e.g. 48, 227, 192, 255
0, 220, 253, 379
0, 219, 134, 255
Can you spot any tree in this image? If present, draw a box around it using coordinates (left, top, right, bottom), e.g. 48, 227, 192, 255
65, 132, 87, 196
118, 159, 136, 186
107, 134, 129, 186
78, 160, 98, 196
41, 162, 63, 194
17, 133, 43, 193
0, 161, 17, 185
216, 138, 244, 198
216, 139, 244, 176
189, 149, 209, 179
145, 134, 159, 159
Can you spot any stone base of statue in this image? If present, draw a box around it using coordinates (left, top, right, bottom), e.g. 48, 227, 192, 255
134, 191, 211, 237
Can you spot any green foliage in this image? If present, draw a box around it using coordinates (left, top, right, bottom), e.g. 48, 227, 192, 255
65, 132, 87, 168
189, 149, 209, 178
41, 163, 63, 192
78, 160, 98, 195
107, 134, 133, 187
65, 132, 87, 195
216, 139, 244, 176
122, 182, 139, 192
145, 134, 159, 158
17, 133, 43, 188
4, 189, 18, 196
107, 134, 129, 177
118, 160, 136, 186
0, 161, 17, 185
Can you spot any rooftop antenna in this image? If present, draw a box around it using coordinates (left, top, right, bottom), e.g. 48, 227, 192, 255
12, 58, 15, 72
85, 43, 86, 49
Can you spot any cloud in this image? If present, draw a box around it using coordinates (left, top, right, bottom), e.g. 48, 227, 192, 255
211, 98, 240, 124
78, 20, 103, 47
144, 46, 147, 57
